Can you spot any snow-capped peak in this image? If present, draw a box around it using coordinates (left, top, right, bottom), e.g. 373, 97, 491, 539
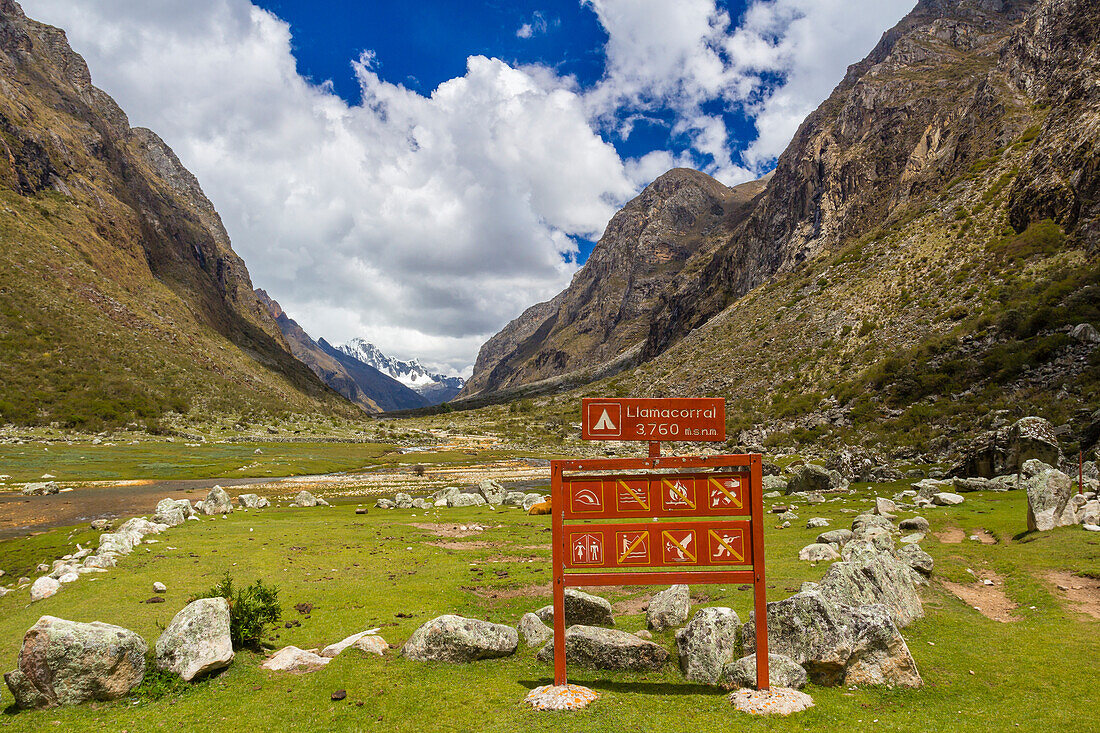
337, 338, 464, 403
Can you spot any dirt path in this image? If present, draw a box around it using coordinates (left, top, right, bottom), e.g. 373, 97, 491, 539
1044, 571, 1100, 620
941, 571, 1017, 622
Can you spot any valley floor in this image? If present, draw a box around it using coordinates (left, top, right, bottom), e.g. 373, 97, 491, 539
1, 460, 1098, 732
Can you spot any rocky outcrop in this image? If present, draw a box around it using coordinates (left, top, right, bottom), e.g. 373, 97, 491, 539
1023, 459, 1075, 530
461, 170, 769, 396
536, 625, 669, 671
786, 464, 849, 495
400, 615, 518, 663
742, 591, 921, 688
952, 417, 1063, 478
4, 616, 146, 708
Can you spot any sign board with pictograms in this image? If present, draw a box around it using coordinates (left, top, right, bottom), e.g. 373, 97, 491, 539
581, 398, 726, 442
550, 404, 769, 692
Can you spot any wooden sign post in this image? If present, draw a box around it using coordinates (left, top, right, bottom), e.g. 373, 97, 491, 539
550, 398, 769, 690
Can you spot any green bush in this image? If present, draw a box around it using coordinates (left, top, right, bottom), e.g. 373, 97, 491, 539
200, 571, 282, 650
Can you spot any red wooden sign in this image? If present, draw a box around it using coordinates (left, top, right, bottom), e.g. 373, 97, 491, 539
581, 398, 726, 441
549, 449, 769, 691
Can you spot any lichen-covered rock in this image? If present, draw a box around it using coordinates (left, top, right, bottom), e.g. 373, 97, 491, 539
786, 464, 848, 495
518, 612, 553, 647
29, 577, 60, 602
292, 490, 328, 507
155, 598, 234, 681
197, 486, 234, 515
798, 543, 841, 562
720, 653, 807, 690
817, 542, 924, 628
522, 493, 545, 511
806, 517, 830, 529
762, 475, 788, 492
447, 492, 486, 508
898, 516, 929, 533
1023, 460, 1075, 531
537, 625, 668, 671
153, 498, 194, 526
646, 585, 690, 632
411, 498, 432, 510
21, 482, 59, 496
393, 493, 413, 509
932, 492, 964, 506
817, 529, 854, 547
237, 494, 269, 509
898, 543, 934, 582
1008, 417, 1062, 471
401, 615, 518, 662
477, 479, 506, 505
502, 491, 527, 506
874, 497, 897, 516
674, 607, 741, 684
4, 616, 146, 707
742, 591, 921, 688
375, 498, 395, 509
535, 589, 614, 627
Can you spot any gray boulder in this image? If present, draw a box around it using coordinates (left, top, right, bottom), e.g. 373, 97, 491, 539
153, 498, 193, 527
89, 519, 111, 531
1071, 322, 1100, 343
237, 494, 269, 509
502, 491, 527, 506
411, 498, 432, 510
899, 516, 929, 533
1023, 460, 1075, 531
401, 615, 517, 663
799, 543, 841, 562
394, 493, 414, 509
818, 541, 923, 628
517, 613, 553, 647
4, 616, 146, 708
535, 589, 614, 627
762, 475, 788, 492
787, 464, 848, 495
292, 490, 328, 507
1008, 417, 1062, 471
897, 543, 934, 582
817, 529, 854, 547
447, 493, 486, 508
674, 607, 741, 684
30, 577, 60, 602
932, 492, 964, 506
477, 479, 506, 505
537, 625, 668, 671
806, 517, 830, 529
155, 598, 234, 681
21, 482, 59, 496
197, 486, 234, 515
874, 497, 897, 516
646, 585, 690, 632
913, 478, 952, 499
375, 498, 395, 509
952, 477, 993, 493
522, 493, 545, 512
742, 591, 921, 687
720, 653, 807, 690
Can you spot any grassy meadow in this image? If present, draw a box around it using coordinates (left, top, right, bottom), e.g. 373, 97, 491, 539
0, 477, 1098, 732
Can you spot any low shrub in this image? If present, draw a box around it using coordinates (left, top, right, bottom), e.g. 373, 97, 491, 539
200, 571, 282, 651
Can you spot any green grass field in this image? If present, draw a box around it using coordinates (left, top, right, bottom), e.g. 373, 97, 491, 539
0, 441, 526, 484
1, 482, 1098, 732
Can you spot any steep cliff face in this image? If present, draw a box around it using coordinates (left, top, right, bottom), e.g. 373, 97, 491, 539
0, 1, 354, 426
643, 0, 1094, 359
461, 169, 768, 396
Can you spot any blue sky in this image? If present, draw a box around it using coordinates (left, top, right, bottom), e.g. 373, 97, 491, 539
25, 0, 915, 373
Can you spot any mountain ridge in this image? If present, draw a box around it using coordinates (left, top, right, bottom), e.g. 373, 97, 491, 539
337, 338, 464, 405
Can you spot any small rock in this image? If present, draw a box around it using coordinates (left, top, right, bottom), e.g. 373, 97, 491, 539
798, 543, 841, 562
806, 517, 830, 529
355, 507, 368, 515
730, 687, 814, 716
932, 492, 964, 506
153, 582, 167, 593
261, 646, 331, 673
899, 516, 930, 533
30, 576, 60, 602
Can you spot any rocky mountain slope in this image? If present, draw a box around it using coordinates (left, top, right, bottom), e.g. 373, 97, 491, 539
0, 1, 356, 428
460, 170, 768, 397
463, 0, 1099, 457
338, 338, 465, 405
